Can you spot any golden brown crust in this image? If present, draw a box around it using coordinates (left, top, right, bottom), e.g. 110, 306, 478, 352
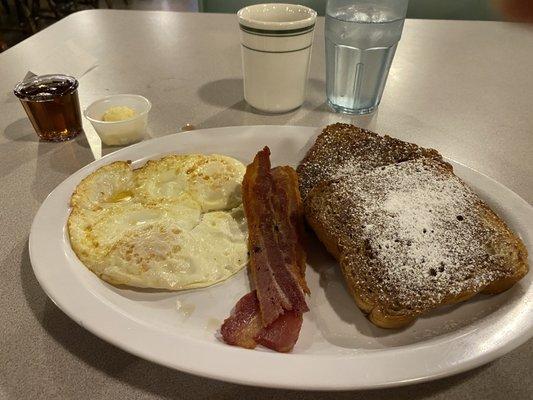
297, 123, 445, 200
69, 161, 132, 209
301, 125, 529, 329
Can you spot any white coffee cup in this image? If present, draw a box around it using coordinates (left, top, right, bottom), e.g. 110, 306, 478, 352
237, 3, 317, 113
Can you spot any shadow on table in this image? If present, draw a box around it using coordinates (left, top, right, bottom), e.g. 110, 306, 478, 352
198, 78, 244, 108
1, 118, 55, 182
198, 77, 324, 112
20, 239, 490, 400
3, 117, 38, 142
196, 78, 330, 128
1, 117, 97, 207
3, 117, 96, 183
197, 78, 296, 127
27, 134, 97, 203
196, 77, 381, 132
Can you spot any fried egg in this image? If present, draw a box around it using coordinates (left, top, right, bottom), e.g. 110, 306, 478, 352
67, 154, 248, 290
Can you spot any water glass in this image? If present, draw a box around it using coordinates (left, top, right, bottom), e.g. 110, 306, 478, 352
325, 0, 409, 114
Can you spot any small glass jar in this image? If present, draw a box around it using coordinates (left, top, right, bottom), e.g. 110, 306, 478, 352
14, 74, 83, 141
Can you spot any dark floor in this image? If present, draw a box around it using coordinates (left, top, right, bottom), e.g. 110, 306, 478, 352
0, 0, 198, 51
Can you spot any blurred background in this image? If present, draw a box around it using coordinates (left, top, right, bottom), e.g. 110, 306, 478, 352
0, 0, 529, 52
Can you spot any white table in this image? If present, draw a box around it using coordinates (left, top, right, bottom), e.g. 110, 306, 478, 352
0, 10, 531, 399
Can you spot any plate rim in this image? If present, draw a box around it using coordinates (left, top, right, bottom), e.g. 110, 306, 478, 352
29, 125, 533, 390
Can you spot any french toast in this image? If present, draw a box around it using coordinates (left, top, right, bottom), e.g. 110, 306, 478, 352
298, 123, 443, 200
299, 124, 529, 328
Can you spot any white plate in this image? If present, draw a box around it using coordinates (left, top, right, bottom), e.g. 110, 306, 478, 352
29, 125, 532, 390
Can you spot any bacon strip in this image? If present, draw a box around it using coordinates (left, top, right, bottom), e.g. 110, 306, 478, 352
241, 151, 288, 324
221, 147, 309, 353
271, 166, 309, 294
242, 147, 308, 325
220, 292, 262, 349
220, 291, 303, 353
255, 309, 303, 353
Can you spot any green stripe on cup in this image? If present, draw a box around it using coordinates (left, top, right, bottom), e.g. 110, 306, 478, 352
239, 23, 315, 37
241, 44, 313, 54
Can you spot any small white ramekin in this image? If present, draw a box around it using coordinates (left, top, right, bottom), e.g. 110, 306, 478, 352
84, 94, 151, 146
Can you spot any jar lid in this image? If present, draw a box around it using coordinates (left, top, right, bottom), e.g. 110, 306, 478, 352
14, 74, 78, 102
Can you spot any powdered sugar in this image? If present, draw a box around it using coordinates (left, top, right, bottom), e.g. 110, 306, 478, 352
380, 186, 450, 274
327, 159, 499, 311
297, 123, 442, 200
301, 124, 524, 315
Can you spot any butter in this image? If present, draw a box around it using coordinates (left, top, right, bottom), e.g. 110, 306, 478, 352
101, 106, 137, 122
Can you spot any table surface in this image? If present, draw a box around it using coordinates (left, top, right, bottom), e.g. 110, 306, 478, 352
1, 9, 532, 400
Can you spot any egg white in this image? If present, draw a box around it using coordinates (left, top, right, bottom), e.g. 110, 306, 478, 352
135, 154, 245, 211
67, 154, 248, 290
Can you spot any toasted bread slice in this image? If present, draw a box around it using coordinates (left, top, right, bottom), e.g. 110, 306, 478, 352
297, 123, 443, 200
301, 125, 529, 328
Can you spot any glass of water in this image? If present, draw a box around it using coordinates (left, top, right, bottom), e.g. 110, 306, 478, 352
325, 0, 409, 114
